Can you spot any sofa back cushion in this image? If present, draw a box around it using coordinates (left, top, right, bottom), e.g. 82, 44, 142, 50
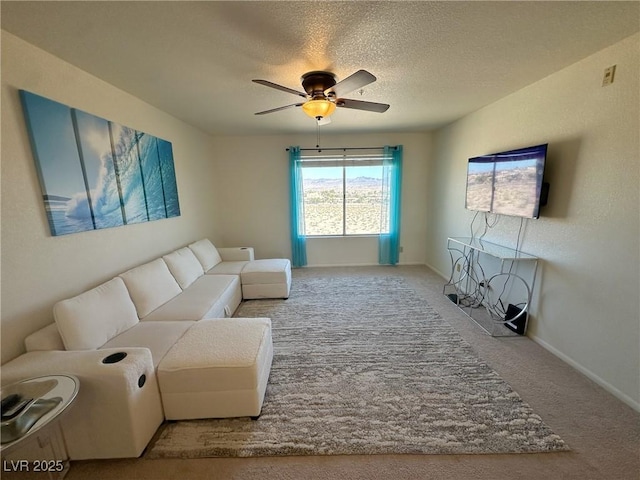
119, 258, 182, 318
188, 239, 222, 272
163, 247, 204, 289
53, 277, 139, 350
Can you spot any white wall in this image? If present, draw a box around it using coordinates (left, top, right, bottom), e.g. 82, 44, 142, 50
426, 33, 640, 410
1, 32, 222, 364
212, 132, 432, 266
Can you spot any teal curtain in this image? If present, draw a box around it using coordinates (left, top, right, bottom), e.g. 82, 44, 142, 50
379, 145, 403, 265
289, 146, 307, 267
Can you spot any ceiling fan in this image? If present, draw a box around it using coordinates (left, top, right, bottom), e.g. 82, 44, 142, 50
252, 70, 390, 124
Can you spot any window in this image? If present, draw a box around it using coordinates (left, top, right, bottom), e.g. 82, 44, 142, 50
300, 154, 389, 236
289, 145, 402, 267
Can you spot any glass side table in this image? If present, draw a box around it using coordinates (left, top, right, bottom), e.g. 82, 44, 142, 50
1, 375, 79, 479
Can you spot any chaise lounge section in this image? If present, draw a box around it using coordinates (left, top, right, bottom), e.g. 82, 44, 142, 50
189, 239, 292, 299
241, 258, 292, 299
158, 318, 273, 420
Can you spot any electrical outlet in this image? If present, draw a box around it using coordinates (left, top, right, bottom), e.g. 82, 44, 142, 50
602, 65, 616, 86
456, 264, 461, 272
399, 246, 404, 253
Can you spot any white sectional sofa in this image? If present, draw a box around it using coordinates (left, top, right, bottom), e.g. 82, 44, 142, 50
0, 239, 290, 460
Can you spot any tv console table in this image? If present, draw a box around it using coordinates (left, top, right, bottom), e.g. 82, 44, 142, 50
443, 237, 539, 336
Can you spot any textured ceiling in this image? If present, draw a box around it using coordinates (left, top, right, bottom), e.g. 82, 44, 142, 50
2, 1, 639, 136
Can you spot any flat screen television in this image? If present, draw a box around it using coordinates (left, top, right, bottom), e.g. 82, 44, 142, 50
465, 143, 548, 219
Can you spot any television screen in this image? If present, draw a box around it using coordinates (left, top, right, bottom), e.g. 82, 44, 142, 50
465, 144, 547, 219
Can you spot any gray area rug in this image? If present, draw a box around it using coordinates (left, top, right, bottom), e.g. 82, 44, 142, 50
147, 273, 568, 458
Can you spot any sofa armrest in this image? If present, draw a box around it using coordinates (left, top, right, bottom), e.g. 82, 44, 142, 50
25, 323, 65, 352
1, 348, 163, 460
218, 247, 255, 261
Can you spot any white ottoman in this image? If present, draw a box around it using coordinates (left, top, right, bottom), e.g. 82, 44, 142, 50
241, 259, 292, 299
157, 318, 273, 420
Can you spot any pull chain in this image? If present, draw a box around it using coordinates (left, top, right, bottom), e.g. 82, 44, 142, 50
316, 117, 321, 151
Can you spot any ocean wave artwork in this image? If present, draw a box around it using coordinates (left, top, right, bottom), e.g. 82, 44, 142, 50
20, 90, 180, 236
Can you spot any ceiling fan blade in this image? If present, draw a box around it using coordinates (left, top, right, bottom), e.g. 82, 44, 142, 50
252, 79, 307, 98
255, 103, 304, 115
336, 98, 390, 113
326, 70, 376, 97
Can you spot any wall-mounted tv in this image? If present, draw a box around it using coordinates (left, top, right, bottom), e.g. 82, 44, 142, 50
465, 143, 548, 219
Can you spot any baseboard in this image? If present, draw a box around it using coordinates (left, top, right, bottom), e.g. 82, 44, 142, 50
303, 262, 427, 268
304, 262, 382, 268
531, 334, 640, 413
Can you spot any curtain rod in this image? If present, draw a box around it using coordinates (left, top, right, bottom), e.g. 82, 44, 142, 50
285, 146, 398, 152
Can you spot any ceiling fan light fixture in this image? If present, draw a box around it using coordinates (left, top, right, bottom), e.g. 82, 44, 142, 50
254, 70, 389, 119
302, 98, 336, 120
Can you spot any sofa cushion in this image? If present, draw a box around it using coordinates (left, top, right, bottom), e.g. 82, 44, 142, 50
188, 239, 222, 272
53, 277, 139, 350
206, 260, 248, 275
241, 258, 291, 285
100, 321, 195, 368
119, 259, 182, 319
163, 247, 204, 289
159, 318, 272, 375
142, 275, 241, 322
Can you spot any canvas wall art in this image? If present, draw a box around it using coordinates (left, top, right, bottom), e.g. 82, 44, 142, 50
20, 90, 180, 236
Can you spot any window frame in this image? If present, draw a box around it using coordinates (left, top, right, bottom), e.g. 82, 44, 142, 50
299, 152, 390, 238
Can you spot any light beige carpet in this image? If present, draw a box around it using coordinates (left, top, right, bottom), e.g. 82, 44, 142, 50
147, 273, 567, 458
